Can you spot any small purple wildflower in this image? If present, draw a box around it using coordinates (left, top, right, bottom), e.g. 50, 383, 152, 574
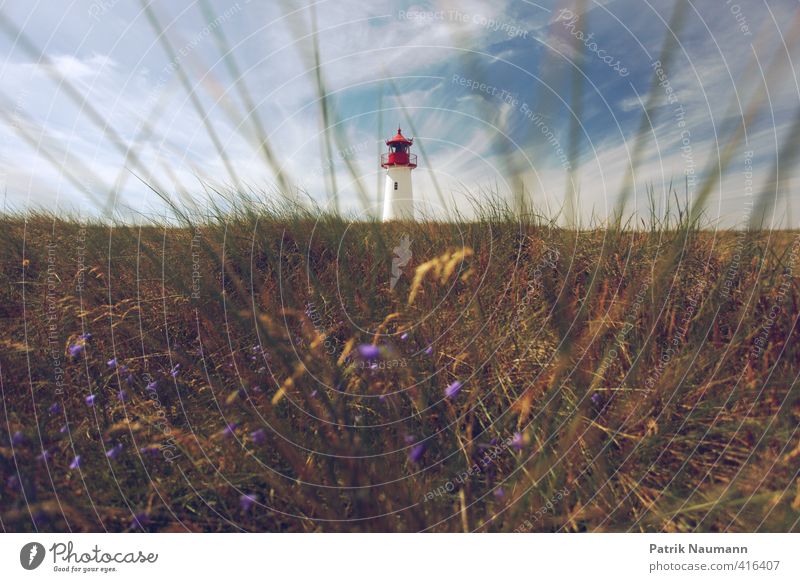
106, 443, 123, 459
68, 343, 84, 358
240, 493, 258, 512
11, 431, 24, 446
590, 392, 603, 407
357, 344, 381, 360
85, 394, 97, 406
310, 389, 318, 398
493, 487, 505, 499
425, 345, 433, 355
250, 428, 266, 445
170, 364, 180, 378
445, 381, 463, 399
117, 390, 129, 402
140, 446, 161, 457
48, 402, 61, 414
80, 332, 92, 341
59, 424, 68, 434
403, 434, 417, 444
37, 449, 50, 463
409, 443, 425, 464
400, 332, 409, 340
131, 512, 150, 529
146, 381, 158, 392
125, 374, 134, 386
107, 358, 117, 369
69, 455, 81, 470
222, 422, 238, 438
511, 432, 524, 451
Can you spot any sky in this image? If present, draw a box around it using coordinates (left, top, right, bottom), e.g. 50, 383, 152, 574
0, 0, 798, 227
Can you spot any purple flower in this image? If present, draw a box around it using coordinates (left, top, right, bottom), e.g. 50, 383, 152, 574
403, 434, 417, 444
140, 446, 160, 457
425, 345, 433, 355
357, 344, 381, 360
310, 389, 318, 398
222, 423, 238, 438
85, 394, 97, 406
107, 358, 117, 368
68, 343, 84, 358
240, 493, 258, 512
125, 374, 134, 385
409, 443, 425, 464
80, 332, 93, 341
131, 512, 150, 529
591, 392, 603, 407
37, 449, 50, 463
119, 365, 129, 375
170, 364, 180, 378
11, 431, 24, 446
250, 429, 266, 445
400, 332, 409, 340
511, 432, 524, 451
445, 381, 463, 399
493, 487, 505, 498
106, 443, 123, 459
59, 424, 68, 434
117, 390, 129, 402
48, 402, 61, 414
69, 455, 81, 469
146, 381, 158, 391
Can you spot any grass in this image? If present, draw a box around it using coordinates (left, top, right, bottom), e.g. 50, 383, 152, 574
1, 200, 798, 532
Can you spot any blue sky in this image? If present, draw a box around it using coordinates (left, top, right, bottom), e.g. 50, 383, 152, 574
0, 0, 798, 226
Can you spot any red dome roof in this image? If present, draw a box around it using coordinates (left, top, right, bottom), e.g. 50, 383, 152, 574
386, 127, 413, 145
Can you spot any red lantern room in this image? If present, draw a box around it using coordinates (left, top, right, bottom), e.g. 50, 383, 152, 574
381, 127, 417, 168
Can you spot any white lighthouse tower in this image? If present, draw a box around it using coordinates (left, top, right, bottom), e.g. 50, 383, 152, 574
381, 127, 417, 221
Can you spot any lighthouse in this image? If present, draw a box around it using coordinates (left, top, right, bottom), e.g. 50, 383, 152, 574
381, 127, 417, 221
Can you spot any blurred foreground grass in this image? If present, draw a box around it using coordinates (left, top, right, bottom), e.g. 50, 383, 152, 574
1, 206, 798, 532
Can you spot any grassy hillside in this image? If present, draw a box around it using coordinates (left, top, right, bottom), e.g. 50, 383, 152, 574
1, 210, 798, 532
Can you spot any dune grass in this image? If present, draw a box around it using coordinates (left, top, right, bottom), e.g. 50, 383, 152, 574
0, 200, 798, 532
